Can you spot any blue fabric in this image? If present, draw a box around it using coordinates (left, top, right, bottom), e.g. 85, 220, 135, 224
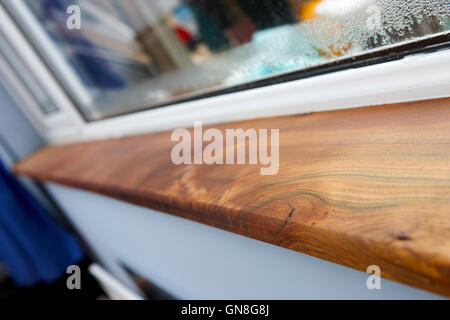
0, 159, 83, 287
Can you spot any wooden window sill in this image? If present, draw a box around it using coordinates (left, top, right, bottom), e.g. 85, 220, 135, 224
14, 97, 450, 296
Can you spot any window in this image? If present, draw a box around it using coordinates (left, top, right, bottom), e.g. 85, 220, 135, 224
0, 34, 59, 115
3, 0, 449, 121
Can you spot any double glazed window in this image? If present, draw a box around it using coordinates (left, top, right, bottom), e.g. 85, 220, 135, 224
3, 0, 449, 121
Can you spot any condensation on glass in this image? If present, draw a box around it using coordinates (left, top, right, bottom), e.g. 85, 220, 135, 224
4, 0, 449, 120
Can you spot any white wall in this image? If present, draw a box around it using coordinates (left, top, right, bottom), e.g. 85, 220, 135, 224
0, 83, 44, 161
0, 83, 60, 217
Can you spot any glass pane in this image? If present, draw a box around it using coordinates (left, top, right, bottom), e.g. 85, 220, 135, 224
4, 0, 449, 120
0, 35, 59, 115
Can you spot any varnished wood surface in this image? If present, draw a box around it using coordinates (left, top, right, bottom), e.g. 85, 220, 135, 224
15, 98, 450, 296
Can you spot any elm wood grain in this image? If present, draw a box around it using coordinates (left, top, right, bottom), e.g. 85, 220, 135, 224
14, 97, 450, 296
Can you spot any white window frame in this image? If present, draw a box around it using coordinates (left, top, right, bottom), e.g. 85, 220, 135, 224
1, 4, 449, 145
